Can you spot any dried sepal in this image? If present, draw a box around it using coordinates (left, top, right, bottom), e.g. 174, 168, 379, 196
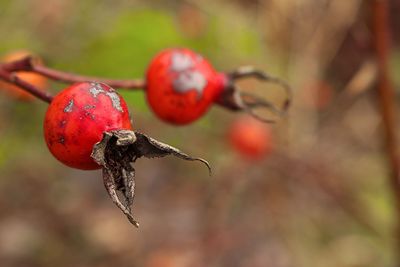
132, 132, 211, 174
216, 66, 292, 123
91, 129, 211, 227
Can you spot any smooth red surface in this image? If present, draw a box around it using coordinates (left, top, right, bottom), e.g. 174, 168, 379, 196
228, 117, 273, 160
44, 82, 132, 170
146, 48, 225, 125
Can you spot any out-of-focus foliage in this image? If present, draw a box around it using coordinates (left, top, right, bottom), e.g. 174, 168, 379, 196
0, 0, 400, 267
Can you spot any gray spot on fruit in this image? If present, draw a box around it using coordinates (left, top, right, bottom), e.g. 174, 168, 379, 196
105, 91, 123, 112
59, 136, 65, 144
170, 52, 194, 72
89, 82, 104, 97
89, 82, 123, 112
172, 70, 207, 100
84, 104, 96, 110
64, 99, 74, 113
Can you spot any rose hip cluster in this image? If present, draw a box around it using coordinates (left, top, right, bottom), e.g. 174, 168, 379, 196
0, 48, 290, 226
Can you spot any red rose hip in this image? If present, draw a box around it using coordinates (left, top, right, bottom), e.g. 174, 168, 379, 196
146, 48, 226, 125
228, 116, 273, 160
44, 82, 132, 170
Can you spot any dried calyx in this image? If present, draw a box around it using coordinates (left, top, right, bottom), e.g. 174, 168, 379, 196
91, 130, 211, 227
217, 66, 292, 123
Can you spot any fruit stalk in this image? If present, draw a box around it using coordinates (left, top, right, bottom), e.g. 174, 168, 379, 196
0, 66, 53, 103
33, 64, 146, 89
371, 0, 400, 262
1, 56, 145, 89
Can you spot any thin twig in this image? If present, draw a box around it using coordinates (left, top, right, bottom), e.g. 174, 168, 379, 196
0, 68, 53, 103
371, 0, 400, 264
33, 65, 146, 89
1, 56, 146, 89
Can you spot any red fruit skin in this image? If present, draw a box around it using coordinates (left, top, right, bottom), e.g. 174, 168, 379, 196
44, 82, 132, 170
146, 48, 226, 125
228, 117, 273, 160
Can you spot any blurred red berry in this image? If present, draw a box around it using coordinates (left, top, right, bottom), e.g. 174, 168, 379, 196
43, 82, 132, 170
146, 48, 226, 125
228, 116, 273, 160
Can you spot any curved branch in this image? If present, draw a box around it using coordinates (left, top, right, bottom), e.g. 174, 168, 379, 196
33, 65, 146, 89
0, 68, 53, 103
371, 0, 400, 261
2, 56, 146, 90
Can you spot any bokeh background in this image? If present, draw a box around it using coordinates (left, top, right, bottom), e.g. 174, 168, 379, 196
0, 0, 400, 266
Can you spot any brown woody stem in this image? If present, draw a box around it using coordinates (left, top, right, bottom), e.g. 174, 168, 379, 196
0, 67, 53, 103
0, 56, 144, 103
1, 56, 145, 89
371, 0, 400, 264
33, 65, 146, 89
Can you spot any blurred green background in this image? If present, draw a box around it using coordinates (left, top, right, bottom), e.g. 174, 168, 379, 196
0, 0, 400, 266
